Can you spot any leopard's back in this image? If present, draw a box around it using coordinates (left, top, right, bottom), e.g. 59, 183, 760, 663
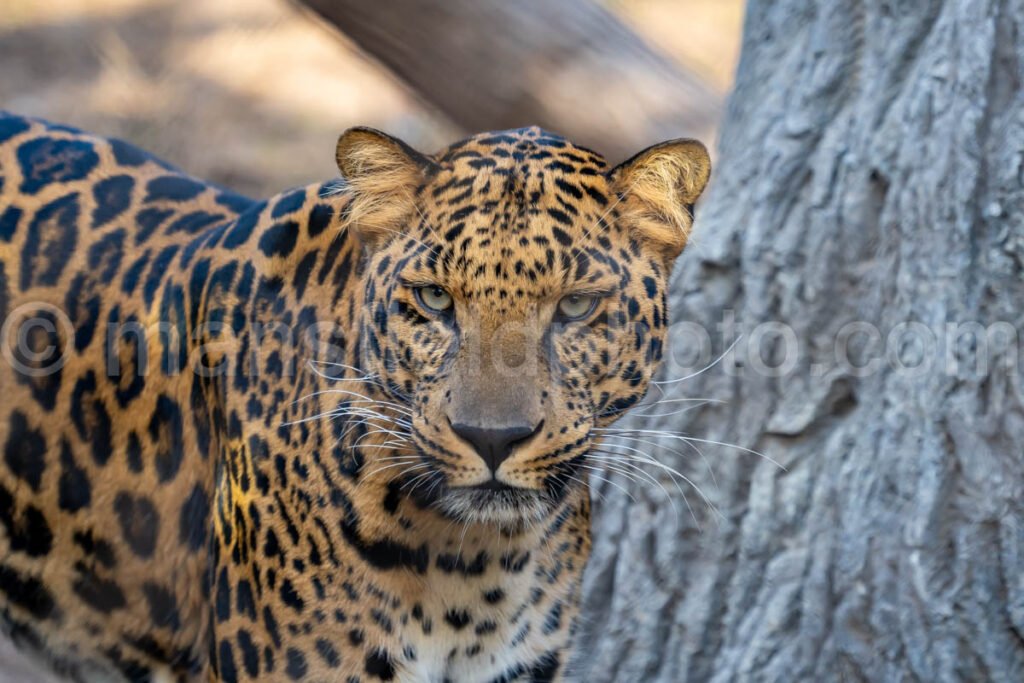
0, 112, 254, 680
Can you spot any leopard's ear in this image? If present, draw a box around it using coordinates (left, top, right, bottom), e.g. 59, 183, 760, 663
335, 127, 437, 248
608, 139, 711, 259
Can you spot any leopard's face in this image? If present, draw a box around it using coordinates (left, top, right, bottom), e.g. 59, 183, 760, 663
339, 127, 710, 526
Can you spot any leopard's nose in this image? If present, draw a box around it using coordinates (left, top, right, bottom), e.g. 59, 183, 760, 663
449, 420, 543, 473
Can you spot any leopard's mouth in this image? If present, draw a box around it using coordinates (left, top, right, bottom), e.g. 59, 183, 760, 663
400, 467, 555, 527
395, 436, 589, 526
439, 486, 553, 528
469, 478, 520, 492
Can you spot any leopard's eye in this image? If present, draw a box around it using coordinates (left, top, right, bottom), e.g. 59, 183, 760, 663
556, 294, 598, 321
415, 285, 453, 313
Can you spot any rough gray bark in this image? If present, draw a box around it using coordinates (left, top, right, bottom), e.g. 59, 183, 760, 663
293, 0, 720, 160
574, 1, 1024, 681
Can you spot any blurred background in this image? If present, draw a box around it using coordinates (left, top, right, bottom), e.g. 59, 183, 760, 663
0, 0, 742, 198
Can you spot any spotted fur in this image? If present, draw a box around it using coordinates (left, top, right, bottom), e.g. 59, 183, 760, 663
0, 112, 709, 682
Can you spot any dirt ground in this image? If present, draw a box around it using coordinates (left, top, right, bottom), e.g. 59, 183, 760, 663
0, 0, 741, 679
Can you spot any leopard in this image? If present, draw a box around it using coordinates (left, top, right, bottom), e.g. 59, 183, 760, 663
0, 110, 710, 682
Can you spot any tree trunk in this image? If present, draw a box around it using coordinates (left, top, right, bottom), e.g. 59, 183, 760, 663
573, 1, 1024, 681
292, 0, 720, 161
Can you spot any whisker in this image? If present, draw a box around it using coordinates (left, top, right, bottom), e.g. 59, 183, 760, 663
564, 472, 609, 506
583, 455, 682, 524
456, 517, 472, 561
411, 202, 448, 254
580, 469, 636, 504
306, 363, 378, 383
358, 453, 421, 461
350, 425, 412, 448
287, 402, 412, 430
651, 335, 743, 386
578, 462, 641, 489
401, 469, 438, 494
629, 399, 720, 420
587, 452, 698, 523
306, 361, 413, 403
360, 461, 431, 482
294, 388, 413, 415
597, 428, 784, 471
349, 443, 414, 454
333, 408, 414, 429
597, 431, 720, 493
588, 446, 723, 522
580, 459, 683, 525
287, 408, 412, 431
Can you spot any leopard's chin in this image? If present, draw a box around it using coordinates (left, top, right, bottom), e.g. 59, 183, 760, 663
395, 459, 579, 529
435, 486, 555, 529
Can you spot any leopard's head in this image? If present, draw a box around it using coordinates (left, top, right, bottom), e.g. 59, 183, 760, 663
337, 126, 710, 525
